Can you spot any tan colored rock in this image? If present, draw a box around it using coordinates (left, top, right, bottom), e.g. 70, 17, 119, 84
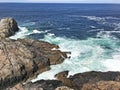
6, 83, 24, 90
55, 86, 74, 90
55, 71, 120, 90
23, 80, 63, 90
0, 18, 19, 38
55, 71, 73, 87
0, 38, 67, 90
82, 81, 120, 90
17, 38, 68, 65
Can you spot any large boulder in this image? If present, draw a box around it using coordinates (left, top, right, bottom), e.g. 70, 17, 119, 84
0, 18, 19, 38
0, 38, 67, 90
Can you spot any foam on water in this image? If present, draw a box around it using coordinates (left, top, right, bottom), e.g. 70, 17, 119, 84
102, 54, 120, 71
81, 16, 120, 22
10, 26, 120, 82
21, 22, 36, 26
10, 26, 31, 39
32, 33, 120, 82
10, 26, 50, 39
81, 16, 106, 22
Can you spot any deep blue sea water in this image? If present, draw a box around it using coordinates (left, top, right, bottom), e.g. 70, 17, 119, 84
1, 3, 120, 80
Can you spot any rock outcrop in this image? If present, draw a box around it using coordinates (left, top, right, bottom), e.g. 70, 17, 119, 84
0, 18, 19, 38
55, 71, 120, 90
0, 38, 67, 90
7, 71, 120, 90
0, 17, 68, 89
82, 81, 120, 90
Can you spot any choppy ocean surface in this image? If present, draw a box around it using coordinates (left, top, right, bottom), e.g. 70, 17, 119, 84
1, 3, 120, 81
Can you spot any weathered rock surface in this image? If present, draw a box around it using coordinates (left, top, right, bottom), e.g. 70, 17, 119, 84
0, 18, 19, 38
23, 80, 63, 90
17, 38, 67, 65
0, 38, 67, 90
55, 86, 74, 90
7, 71, 120, 90
55, 71, 120, 90
82, 81, 120, 90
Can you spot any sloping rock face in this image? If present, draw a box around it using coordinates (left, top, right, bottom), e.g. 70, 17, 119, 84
0, 18, 19, 38
55, 71, 120, 90
17, 38, 67, 65
0, 38, 67, 90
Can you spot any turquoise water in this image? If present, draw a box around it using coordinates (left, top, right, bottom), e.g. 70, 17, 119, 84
10, 27, 120, 81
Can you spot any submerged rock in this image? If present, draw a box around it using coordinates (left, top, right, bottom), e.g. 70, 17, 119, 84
0, 18, 19, 38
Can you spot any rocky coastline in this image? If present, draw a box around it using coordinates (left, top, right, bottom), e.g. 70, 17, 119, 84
0, 17, 120, 90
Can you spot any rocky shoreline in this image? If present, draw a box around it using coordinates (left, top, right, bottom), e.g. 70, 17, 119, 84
0, 17, 120, 90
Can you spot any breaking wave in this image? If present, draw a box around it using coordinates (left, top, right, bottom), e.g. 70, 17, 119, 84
10, 26, 120, 82
32, 32, 120, 82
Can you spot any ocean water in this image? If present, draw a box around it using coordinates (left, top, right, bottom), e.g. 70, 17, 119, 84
1, 3, 120, 81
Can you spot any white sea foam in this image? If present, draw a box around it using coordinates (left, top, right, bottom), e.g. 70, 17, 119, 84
81, 16, 105, 22
88, 29, 104, 33
32, 33, 120, 82
33, 30, 42, 33
90, 26, 96, 28
113, 23, 120, 30
21, 22, 36, 26
102, 54, 120, 71
81, 16, 120, 22
96, 30, 120, 38
10, 26, 120, 82
10, 26, 31, 39
58, 27, 70, 30
10, 26, 50, 39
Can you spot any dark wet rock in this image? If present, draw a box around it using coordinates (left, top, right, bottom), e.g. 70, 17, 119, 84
23, 80, 63, 90
7, 71, 120, 90
55, 71, 120, 90
7, 80, 63, 90
0, 18, 19, 38
7, 81, 73, 90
